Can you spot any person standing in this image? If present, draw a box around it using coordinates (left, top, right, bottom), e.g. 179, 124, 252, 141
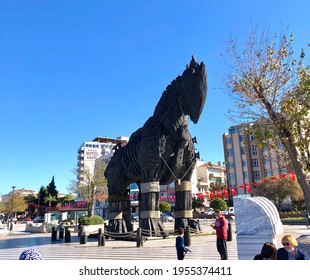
176, 228, 186, 260
277, 235, 309, 260
210, 210, 228, 260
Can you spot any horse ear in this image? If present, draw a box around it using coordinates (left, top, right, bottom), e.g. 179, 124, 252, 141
186, 55, 198, 69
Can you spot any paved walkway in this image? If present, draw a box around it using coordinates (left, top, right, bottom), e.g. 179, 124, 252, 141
0, 221, 309, 260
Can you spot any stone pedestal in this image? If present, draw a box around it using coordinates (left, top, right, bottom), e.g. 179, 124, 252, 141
296, 235, 310, 258
237, 235, 277, 260
234, 196, 283, 260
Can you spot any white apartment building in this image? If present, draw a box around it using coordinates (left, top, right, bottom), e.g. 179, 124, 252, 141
77, 136, 129, 181
196, 160, 226, 192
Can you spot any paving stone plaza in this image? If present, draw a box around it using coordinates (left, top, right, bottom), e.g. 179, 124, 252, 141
0, 222, 309, 260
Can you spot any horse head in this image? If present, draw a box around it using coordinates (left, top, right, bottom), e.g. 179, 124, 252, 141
177, 56, 207, 124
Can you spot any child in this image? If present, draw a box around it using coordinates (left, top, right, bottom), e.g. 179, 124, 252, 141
176, 228, 185, 260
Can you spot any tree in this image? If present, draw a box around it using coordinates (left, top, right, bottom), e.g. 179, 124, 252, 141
210, 197, 227, 211
223, 25, 310, 211
24, 194, 38, 217
4, 193, 27, 214
159, 201, 171, 212
252, 176, 304, 210
46, 176, 58, 207
192, 197, 204, 210
37, 186, 48, 216
44, 193, 57, 208
69, 162, 108, 216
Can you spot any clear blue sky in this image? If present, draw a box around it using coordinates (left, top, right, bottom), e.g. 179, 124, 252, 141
1, 0, 309, 195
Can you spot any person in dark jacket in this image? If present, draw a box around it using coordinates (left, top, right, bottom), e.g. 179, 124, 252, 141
277, 235, 309, 260
254, 242, 277, 260
210, 210, 228, 260
176, 228, 186, 260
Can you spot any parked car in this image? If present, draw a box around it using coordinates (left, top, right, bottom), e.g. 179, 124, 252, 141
131, 213, 139, 222
161, 213, 175, 222
33, 216, 44, 223
228, 207, 234, 215
204, 208, 215, 215
22, 217, 32, 223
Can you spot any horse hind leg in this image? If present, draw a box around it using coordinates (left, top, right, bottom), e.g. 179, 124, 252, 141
106, 174, 132, 233
108, 190, 132, 234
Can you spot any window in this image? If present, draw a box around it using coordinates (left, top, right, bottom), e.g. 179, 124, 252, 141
241, 147, 246, 155
227, 149, 233, 157
264, 157, 270, 164
229, 173, 235, 181
226, 137, 232, 145
249, 135, 255, 141
250, 146, 258, 155
252, 159, 259, 167
229, 128, 236, 134
229, 162, 234, 169
253, 171, 260, 180
239, 135, 244, 142
242, 159, 247, 167
265, 169, 272, 177
243, 172, 248, 179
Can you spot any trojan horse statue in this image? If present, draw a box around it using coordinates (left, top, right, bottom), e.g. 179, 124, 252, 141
104, 56, 207, 236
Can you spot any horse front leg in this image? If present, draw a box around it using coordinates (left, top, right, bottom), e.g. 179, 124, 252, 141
139, 181, 168, 237
174, 141, 201, 232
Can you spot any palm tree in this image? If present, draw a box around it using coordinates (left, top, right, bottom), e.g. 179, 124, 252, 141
44, 194, 57, 209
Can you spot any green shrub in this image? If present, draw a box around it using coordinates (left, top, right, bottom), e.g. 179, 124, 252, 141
159, 201, 171, 212
79, 215, 104, 225
210, 198, 227, 211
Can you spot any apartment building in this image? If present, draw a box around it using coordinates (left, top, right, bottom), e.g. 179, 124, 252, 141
77, 136, 129, 181
222, 123, 289, 196
196, 160, 226, 192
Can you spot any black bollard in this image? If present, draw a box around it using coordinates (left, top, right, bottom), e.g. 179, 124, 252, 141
59, 227, 64, 239
80, 228, 87, 244
184, 225, 191, 246
78, 223, 81, 236
98, 228, 105, 246
136, 227, 143, 247
64, 228, 71, 243
51, 227, 57, 241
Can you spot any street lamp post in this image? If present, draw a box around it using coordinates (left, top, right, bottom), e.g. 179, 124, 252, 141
10, 186, 16, 231
223, 162, 232, 242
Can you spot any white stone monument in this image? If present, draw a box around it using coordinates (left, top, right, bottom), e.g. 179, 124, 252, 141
234, 196, 283, 260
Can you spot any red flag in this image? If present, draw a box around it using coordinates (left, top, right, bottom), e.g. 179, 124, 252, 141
280, 173, 287, 179
289, 172, 296, 182
253, 182, 258, 186
264, 179, 269, 183
223, 189, 229, 197
238, 185, 244, 189
231, 188, 237, 196
245, 184, 251, 193
217, 190, 222, 198
271, 177, 277, 181
200, 194, 204, 201
211, 191, 215, 199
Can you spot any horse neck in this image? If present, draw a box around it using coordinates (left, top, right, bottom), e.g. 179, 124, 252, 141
153, 85, 187, 134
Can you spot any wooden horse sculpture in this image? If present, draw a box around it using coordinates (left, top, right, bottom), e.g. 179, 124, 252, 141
104, 56, 207, 236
